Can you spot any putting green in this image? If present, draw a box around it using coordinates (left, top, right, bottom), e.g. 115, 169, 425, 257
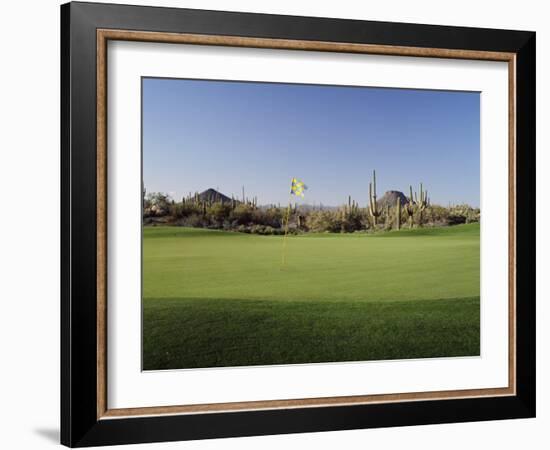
143, 223, 479, 303
142, 223, 480, 370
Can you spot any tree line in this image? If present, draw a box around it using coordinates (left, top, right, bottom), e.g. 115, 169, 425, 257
143, 171, 479, 235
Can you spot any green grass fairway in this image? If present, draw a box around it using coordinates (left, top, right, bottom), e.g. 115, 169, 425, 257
143, 223, 480, 370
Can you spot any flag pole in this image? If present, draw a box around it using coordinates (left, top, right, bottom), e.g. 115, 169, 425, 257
281, 178, 293, 269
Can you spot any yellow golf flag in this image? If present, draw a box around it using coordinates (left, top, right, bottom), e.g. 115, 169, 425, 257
290, 178, 308, 197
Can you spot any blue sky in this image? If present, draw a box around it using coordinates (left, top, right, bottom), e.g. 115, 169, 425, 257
143, 78, 480, 207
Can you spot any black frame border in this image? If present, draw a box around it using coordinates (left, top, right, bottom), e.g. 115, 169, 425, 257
61, 2, 535, 447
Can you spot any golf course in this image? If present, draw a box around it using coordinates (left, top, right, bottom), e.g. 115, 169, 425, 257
143, 223, 480, 370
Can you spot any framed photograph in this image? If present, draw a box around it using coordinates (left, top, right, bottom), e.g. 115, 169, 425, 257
61, 2, 536, 447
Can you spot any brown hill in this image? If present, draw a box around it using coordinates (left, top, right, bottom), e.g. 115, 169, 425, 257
376, 190, 409, 209
197, 188, 233, 204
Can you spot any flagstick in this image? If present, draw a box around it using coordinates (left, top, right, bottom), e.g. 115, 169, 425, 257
281, 201, 292, 269
281, 179, 294, 269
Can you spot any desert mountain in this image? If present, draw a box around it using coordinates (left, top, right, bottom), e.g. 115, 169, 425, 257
376, 190, 409, 209
197, 188, 234, 204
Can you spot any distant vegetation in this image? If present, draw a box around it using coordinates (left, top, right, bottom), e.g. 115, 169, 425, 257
143, 171, 480, 235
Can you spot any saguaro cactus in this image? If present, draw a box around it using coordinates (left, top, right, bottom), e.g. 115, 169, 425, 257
395, 196, 401, 230
368, 170, 381, 227
415, 183, 429, 226
405, 185, 415, 228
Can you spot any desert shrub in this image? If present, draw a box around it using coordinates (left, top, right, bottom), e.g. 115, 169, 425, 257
249, 224, 271, 235
463, 208, 480, 223
171, 202, 202, 219
305, 210, 342, 233
266, 207, 283, 227
170, 203, 186, 218
447, 204, 480, 224
466, 212, 480, 223
340, 211, 363, 233
253, 207, 283, 228
169, 203, 181, 218
230, 224, 280, 235
145, 192, 171, 216
249, 224, 263, 234
447, 214, 467, 225
250, 208, 268, 226
424, 205, 449, 224
230, 204, 254, 225
305, 211, 326, 232
182, 213, 205, 228
235, 224, 250, 234
207, 202, 231, 227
